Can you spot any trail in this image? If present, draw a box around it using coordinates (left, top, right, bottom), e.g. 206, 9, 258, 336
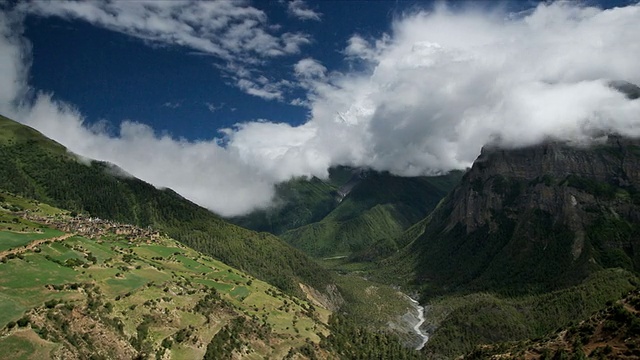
321, 255, 347, 261
0, 233, 75, 258
407, 296, 429, 351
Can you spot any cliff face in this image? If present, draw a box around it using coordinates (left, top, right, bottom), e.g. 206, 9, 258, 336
449, 136, 640, 233
407, 135, 640, 294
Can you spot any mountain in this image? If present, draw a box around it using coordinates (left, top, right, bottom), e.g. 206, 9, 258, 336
0, 191, 423, 359
0, 114, 332, 298
232, 166, 462, 258
367, 135, 640, 357
0, 113, 445, 359
385, 135, 640, 296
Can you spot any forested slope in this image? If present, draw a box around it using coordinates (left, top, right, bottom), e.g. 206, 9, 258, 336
0, 114, 332, 296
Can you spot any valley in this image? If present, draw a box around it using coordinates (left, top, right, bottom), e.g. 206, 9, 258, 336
232, 130, 640, 358
4, 0, 640, 358
1, 113, 640, 359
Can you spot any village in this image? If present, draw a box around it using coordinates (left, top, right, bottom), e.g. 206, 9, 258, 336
22, 211, 162, 242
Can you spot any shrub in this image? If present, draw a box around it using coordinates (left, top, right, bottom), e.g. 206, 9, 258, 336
16, 316, 30, 327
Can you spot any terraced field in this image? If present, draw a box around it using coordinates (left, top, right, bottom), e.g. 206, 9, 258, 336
0, 194, 332, 359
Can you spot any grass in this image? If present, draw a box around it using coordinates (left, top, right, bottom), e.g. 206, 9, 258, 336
0, 228, 63, 252
105, 273, 151, 295
0, 191, 66, 217
230, 286, 250, 299
135, 244, 184, 258
1, 252, 79, 288
0, 329, 58, 360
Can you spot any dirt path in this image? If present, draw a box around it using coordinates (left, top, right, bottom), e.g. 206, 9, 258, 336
0, 233, 75, 258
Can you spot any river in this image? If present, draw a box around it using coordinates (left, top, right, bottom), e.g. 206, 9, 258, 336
407, 296, 429, 350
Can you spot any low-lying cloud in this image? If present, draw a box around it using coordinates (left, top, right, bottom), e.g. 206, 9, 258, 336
1, 2, 640, 216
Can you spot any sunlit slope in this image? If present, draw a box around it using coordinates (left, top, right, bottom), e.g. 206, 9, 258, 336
0, 193, 332, 359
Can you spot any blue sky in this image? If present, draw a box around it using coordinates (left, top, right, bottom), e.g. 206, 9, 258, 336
24, 1, 413, 140
1, 1, 639, 216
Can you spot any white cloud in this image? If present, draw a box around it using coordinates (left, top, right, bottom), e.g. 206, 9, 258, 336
21, 1, 304, 60
2, 2, 640, 217
285, 2, 640, 176
0, 8, 280, 217
20, 0, 310, 100
5, 90, 279, 216
236, 78, 284, 101
287, 0, 322, 21
344, 34, 384, 61
294, 58, 326, 79
0, 10, 28, 109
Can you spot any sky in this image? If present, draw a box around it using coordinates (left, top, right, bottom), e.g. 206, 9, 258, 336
1, 0, 640, 216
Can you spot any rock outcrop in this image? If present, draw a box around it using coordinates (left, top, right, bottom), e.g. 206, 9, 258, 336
405, 135, 640, 294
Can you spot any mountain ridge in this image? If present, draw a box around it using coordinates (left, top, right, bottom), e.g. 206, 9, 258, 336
0, 114, 333, 298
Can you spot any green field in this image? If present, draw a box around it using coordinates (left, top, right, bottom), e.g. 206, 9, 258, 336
0, 228, 63, 252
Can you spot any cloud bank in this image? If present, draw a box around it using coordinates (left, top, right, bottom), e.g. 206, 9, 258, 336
1, 2, 640, 216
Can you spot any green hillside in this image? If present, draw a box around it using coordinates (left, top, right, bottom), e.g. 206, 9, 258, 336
0, 193, 421, 359
233, 166, 462, 258
229, 166, 358, 236
230, 175, 339, 235
423, 269, 637, 358
0, 114, 331, 297
281, 171, 461, 258
464, 289, 640, 359
0, 192, 333, 359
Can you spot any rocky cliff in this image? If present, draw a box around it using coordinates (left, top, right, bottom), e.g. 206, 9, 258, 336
399, 135, 640, 295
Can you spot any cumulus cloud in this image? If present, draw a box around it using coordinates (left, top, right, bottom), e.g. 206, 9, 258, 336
287, 0, 321, 21
2, 2, 640, 216
344, 34, 385, 61
18, 94, 277, 216
294, 58, 326, 79
236, 78, 284, 101
287, 1, 640, 176
0, 10, 28, 109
